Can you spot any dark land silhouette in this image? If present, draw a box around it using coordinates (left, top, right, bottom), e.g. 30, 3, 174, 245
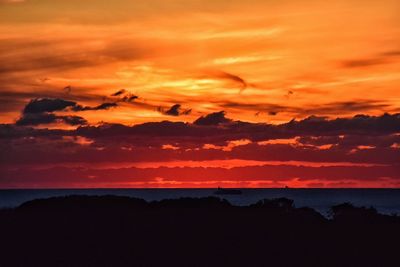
0, 195, 399, 267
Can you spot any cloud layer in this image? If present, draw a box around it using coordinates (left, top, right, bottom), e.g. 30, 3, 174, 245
15, 98, 117, 126
1, 111, 399, 188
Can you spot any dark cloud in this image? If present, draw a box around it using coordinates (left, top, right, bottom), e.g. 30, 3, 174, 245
218, 71, 247, 89
16, 113, 87, 126
6, 112, 400, 142
297, 134, 400, 149
22, 98, 117, 113
23, 98, 76, 114
164, 104, 181, 116
313, 101, 390, 114
111, 89, 127, 96
160, 104, 192, 116
2, 112, 400, 166
219, 100, 390, 116
72, 102, 117, 111
2, 128, 399, 166
0, 124, 69, 139
194, 111, 232, 126
61, 115, 88, 125
6, 111, 400, 141
110, 89, 138, 103
15, 98, 116, 126
340, 49, 400, 68
122, 95, 139, 102
0, 90, 112, 114
91, 102, 117, 110
204, 71, 247, 90
16, 113, 58, 126
285, 113, 400, 136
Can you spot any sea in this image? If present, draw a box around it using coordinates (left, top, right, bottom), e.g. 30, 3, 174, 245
1, 188, 400, 217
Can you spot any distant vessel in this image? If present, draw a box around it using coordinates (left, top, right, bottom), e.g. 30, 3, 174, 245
214, 187, 242, 195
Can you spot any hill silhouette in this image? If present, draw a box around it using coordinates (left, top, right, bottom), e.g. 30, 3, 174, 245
0, 195, 399, 266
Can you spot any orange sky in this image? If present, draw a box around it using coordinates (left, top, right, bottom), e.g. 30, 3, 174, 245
0, 0, 399, 188
1, 0, 400, 124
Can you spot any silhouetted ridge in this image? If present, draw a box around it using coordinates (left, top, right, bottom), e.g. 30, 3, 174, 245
18, 195, 148, 212
0, 196, 399, 267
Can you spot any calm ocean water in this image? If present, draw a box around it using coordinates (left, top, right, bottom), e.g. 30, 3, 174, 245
1, 189, 400, 216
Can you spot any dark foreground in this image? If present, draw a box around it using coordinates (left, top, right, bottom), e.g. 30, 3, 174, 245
0, 196, 399, 267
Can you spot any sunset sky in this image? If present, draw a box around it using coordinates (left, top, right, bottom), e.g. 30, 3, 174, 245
1, 0, 400, 188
